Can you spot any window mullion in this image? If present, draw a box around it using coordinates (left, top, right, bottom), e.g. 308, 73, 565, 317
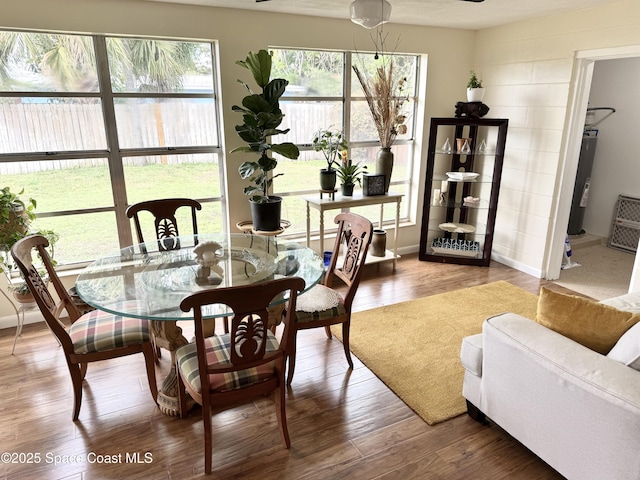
93, 35, 133, 247
344, 52, 352, 143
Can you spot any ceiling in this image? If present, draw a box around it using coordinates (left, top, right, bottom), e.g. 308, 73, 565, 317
141, 0, 619, 30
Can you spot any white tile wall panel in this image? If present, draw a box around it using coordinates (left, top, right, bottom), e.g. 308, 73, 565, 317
487, 106, 526, 127
532, 59, 574, 84
498, 187, 554, 218
525, 106, 566, 130
495, 207, 550, 237
501, 169, 556, 197
503, 150, 559, 176
494, 228, 547, 260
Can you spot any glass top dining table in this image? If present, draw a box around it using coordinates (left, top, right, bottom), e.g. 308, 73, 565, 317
74, 233, 324, 417
75, 233, 324, 321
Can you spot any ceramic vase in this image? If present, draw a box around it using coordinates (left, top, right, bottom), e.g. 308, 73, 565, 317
376, 148, 393, 193
370, 229, 387, 257
466, 87, 485, 102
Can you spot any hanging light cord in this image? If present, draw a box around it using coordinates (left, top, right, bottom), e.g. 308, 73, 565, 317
372, 0, 390, 59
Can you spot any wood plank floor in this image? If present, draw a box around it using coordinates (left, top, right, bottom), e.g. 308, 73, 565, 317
0, 254, 574, 479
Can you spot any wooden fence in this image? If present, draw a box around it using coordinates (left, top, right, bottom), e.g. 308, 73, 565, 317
0, 101, 338, 175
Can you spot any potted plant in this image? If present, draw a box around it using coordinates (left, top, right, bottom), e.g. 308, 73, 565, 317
0, 186, 35, 247
0, 187, 58, 301
337, 155, 367, 196
312, 127, 348, 191
467, 70, 485, 102
231, 49, 300, 232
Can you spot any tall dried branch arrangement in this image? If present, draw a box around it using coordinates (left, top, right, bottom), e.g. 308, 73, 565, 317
353, 59, 408, 149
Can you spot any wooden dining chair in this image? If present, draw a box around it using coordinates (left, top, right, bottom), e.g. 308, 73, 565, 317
125, 198, 202, 253
11, 235, 158, 421
176, 276, 305, 474
287, 212, 373, 385
126, 198, 224, 340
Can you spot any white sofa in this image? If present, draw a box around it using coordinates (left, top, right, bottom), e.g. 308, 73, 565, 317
460, 292, 640, 480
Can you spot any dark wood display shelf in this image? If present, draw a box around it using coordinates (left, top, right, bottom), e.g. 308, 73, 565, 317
419, 117, 509, 266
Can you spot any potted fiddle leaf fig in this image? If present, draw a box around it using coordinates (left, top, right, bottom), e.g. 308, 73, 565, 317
312, 127, 348, 191
231, 49, 300, 232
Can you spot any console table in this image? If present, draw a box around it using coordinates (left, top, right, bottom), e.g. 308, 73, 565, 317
304, 191, 403, 269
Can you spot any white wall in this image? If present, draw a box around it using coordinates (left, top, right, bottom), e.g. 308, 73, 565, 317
583, 57, 640, 238
474, 0, 640, 278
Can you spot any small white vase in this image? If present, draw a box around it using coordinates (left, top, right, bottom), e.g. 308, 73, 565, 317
466, 87, 485, 102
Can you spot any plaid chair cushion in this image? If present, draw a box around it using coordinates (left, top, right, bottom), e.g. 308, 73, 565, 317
69, 309, 151, 354
295, 304, 346, 323
175, 331, 279, 393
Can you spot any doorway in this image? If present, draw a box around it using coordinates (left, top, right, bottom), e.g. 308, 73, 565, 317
547, 45, 640, 296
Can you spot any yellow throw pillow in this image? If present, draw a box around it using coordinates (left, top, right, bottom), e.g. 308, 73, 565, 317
536, 287, 640, 354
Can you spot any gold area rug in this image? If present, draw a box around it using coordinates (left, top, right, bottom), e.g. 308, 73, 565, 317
335, 281, 538, 425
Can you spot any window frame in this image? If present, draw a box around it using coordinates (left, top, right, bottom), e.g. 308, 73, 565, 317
269, 47, 421, 237
0, 30, 226, 268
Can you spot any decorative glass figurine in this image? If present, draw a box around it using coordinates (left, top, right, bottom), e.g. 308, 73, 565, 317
461, 139, 471, 154
477, 139, 487, 154
442, 138, 452, 154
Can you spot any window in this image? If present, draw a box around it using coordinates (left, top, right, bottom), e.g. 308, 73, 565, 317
269, 48, 420, 236
0, 31, 224, 266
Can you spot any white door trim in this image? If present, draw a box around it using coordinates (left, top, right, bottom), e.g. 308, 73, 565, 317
546, 44, 640, 281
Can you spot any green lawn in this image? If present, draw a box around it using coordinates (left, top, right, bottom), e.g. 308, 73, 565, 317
7, 158, 407, 265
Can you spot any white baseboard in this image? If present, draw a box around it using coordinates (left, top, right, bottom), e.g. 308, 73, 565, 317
0, 309, 44, 331
491, 252, 543, 278
398, 244, 420, 256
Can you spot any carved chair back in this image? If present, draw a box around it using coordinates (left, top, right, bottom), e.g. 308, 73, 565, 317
11, 234, 80, 353
126, 198, 202, 253
324, 212, 374, 310
178, 276, 305, 473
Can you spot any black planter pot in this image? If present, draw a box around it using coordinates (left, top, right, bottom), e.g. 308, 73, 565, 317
320, 169, 337, 191
341, 183, 355, 196
250, 196, 282, 232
